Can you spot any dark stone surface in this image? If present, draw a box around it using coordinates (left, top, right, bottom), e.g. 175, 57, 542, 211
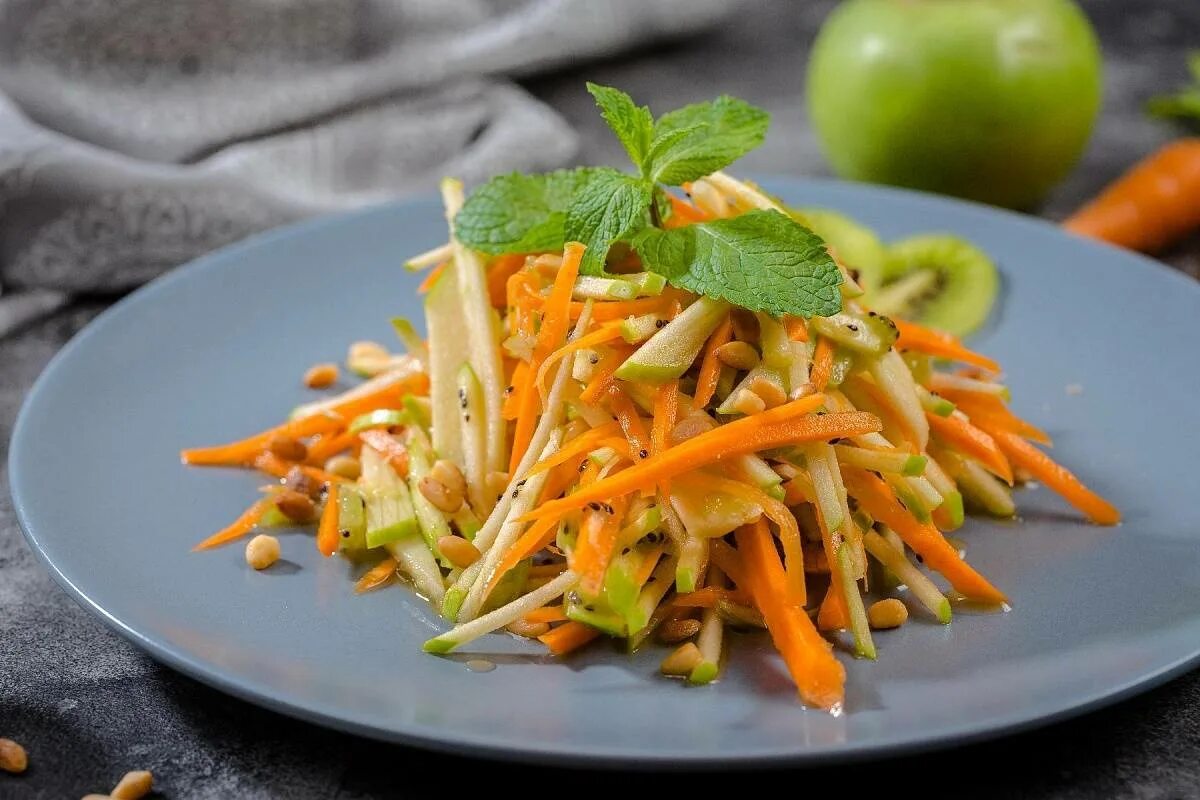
3, 2, 1198, 797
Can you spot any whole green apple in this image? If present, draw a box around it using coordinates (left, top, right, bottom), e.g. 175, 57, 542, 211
806, 0, 1102, 209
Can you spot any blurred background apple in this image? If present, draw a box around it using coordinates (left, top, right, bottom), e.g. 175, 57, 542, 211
807, 0, 1102, 209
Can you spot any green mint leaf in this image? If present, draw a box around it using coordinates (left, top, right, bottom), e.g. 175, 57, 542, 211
454, 168, 598, 255
587, 83, 654, 172
565, 168, 653, 276
632, 209, 843, 317
646, 96, 769, 185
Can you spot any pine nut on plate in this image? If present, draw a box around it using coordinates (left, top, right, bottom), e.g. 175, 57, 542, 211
245, 534, 281, 570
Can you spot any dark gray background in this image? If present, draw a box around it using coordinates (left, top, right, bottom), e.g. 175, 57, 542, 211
3, 1, 1199, 797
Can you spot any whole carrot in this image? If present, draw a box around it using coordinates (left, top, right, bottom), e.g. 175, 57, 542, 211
1064, 138, 1200, 253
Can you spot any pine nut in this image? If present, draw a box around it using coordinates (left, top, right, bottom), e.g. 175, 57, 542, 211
437, 535, 481, 568
657, 618, 701, 644
418, 476, 462, 513
714, 341, 760, 370
111, 770, 153, 800
748, 374, 787, 408
267, 433, 308, 462
0, 738, 27, 774
430, 459, 467, 498
506, 619, 550, 638
348, 340, 390, 362
324, 455, 361, 480
730, 388, 766, 416
82, 795, 112, 800
347, 341, 393, 377
245, 534, 281, 570
660, 642, 703, 676
303, 362, 339, 389
485, 471, 510, 500
275, 489, 317, 522
867, 598, 909, 630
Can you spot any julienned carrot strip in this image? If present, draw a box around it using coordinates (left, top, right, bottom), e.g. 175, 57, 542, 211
709, 539, 749, 589
523, 606, 569, 624
651, 380, 679, 456
354, 557, 398, 593
609, 387, 653, 462
417, 262, 447, 294
535, 243, 584, 361
309, 374, 430, 425
783, 315, 809, 342
734, 521, 845, 710
510, 244, 586, 472
572, 495, 628, 596
180, 412, 341, 466
986, 428, 1121, 525
681, 471, 806, 606
487, 254, 527, 309
894, 319, 1001, 373
1064, 138, 1200, 254
519, 403, 880, 527
693, 316, 733, 410
502, 361, 530, 420
536, 321, 624, 395
538, 621, 601, 656
842, 467, 1006, 603
631, 546, 664, 587
940, 392, 1052, 446
529, 421, 621, 475
316, 483, 341, 557
508, 359, 541, 475
671, 587, 751, 608
579, 346, 633, 405
359, 430, 411, 477
848, 375, 920, 450
810, 336, 835, 391
252, 452, 344, 485
193, 497, 271, 551
539, 458, 583, 504
305, 429, 359, 464
666, 194, 710, 227
813, 505, 848, 631
926, 411, 1013, 485
817, 582, 849, 631
568, 289, 690, 322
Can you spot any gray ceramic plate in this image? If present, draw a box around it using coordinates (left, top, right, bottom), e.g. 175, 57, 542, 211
11, 178, 1200, 767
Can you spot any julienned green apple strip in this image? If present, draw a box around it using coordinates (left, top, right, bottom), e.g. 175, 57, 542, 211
441, 179, 507, 475
182, 83, 1120, 713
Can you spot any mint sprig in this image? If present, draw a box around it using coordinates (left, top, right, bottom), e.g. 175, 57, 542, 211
633, 210, 843, 318
451, 83, 843, 318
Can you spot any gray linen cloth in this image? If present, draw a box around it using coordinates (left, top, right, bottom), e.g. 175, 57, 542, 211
0, 0, 737, 336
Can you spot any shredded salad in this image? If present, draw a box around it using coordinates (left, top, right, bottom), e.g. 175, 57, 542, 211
182, 86, 1118, 711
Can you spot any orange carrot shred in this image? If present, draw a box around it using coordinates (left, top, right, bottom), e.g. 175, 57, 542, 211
783, 315, 809, 342
502, 361, 530, 420
520, 403, 881, 528
940, 392, 1052, 446
487, 254, 527, 309
316, 483, 341, 557
181, 412, 342, 467
693, 315, 733, 409
523, 606, 569, 624
354, 557, 398, 594
609, 387, 653, 462
417, 262, 447, 294
894, 319, 1001, 373
529, 421, 621, 475
734, 520, 845, 710
193, 497, 271, 551
842, 467, 1006, 603
810, 336, 835, 391
538, 621, 601, 656
986, 428, 1121, 525
358, 430, 410, 478
651, 380, 679, 456
926, 411, 1013, 485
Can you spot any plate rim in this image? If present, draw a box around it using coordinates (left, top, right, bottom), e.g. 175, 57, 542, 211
11, 176, 1200, 767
